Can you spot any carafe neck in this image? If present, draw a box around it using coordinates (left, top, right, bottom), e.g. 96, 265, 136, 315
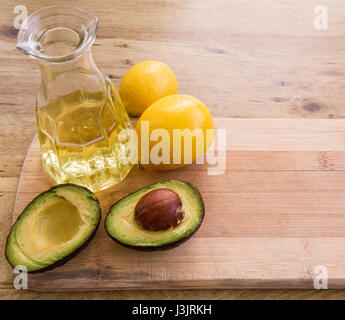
38, 49, 101, 83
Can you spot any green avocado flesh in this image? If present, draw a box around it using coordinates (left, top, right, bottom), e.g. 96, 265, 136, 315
6, 184, 101, 273
105, 180, 204, 249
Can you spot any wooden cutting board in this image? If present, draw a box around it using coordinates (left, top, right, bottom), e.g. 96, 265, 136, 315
11, 118, 345, 291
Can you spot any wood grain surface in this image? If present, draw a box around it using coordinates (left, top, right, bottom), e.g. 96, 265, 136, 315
10, 118, 345, 291
2, 0, 345, 299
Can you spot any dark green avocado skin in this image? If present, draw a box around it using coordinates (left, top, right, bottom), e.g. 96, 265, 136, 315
105, 180, 205, 251
5, 183, 101, 274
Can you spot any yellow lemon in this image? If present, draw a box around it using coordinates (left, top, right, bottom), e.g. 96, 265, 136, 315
119, 60, 178, 116
136, 94, 215, 171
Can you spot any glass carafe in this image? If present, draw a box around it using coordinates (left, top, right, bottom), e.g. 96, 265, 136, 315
16, 5, 134, 192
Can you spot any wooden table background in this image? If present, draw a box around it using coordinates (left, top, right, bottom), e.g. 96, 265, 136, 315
1, 0, 345, 299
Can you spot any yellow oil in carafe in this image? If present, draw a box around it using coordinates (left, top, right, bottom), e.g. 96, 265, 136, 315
37, 81, 134, 192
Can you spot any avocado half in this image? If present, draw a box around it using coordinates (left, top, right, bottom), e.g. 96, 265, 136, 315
105, 180, 205, 250
5, 184, 101, 273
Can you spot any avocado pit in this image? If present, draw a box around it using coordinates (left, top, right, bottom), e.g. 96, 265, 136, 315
134, 188, 184, 231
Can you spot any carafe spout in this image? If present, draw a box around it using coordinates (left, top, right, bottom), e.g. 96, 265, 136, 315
16, 5, 98, 63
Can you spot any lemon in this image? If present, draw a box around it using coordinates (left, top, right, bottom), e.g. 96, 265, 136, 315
119, 60, 178, 116
136, 94, 215, 171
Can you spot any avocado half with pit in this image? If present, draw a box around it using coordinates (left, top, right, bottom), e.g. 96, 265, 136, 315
105, 180, 204, 250
5, 184, 101, 273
